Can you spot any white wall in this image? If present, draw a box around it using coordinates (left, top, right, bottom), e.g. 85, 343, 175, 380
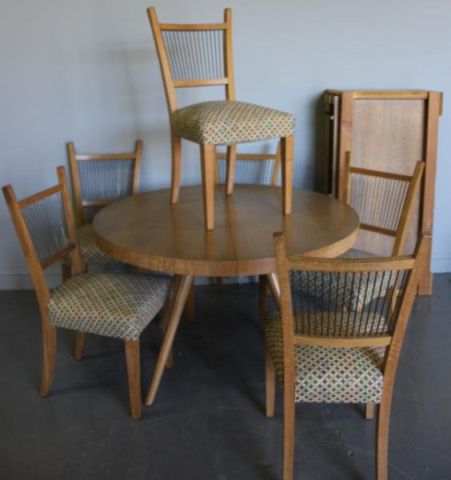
1, 0, 451, 288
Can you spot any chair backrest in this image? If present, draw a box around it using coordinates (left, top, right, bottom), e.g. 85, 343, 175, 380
273, 232, 428, 379
339, 152, 424, 256
215, 145, 281, 186
3, 167, 84, 312
147, 7, 235, 113
67, 140, 142, 227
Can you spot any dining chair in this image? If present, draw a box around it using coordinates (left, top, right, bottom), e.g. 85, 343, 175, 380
3, 166, 170, 419
147, 7, 295, 230
340, 153, 425, 258
263, 231, 427, 480
64, 139, 143, 278
289, 156, 425, 419
291, 157, 425, 311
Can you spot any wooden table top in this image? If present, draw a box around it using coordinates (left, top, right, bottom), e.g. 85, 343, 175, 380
93, 185, 359, 277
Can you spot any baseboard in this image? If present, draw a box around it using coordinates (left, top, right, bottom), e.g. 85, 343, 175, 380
0, 273, 61, 290
1, 263, 448, 290
0, 272, 256, 290
431, 257, 451, 273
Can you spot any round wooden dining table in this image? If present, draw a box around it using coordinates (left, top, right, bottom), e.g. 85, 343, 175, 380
93, 184, 359, 405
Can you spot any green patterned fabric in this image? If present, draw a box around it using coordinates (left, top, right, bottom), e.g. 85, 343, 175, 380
171, 100, 295, 145
48, 273, 171, 340
264, 312, 385, 403
340, 249, 378, 260
77, 224, 116, 265
290, 249, 392, 311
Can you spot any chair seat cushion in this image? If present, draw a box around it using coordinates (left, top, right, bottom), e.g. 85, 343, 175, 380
339, 248, 378, 260
171, 100, 295, 145
265, 312, 385, 403
77, 224, 117, 265
290, 249, 393, 311
48, 273, 171, 340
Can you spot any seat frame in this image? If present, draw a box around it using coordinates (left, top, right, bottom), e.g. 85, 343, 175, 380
148, 7, 293, 230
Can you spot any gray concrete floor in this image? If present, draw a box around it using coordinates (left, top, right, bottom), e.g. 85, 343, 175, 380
0, 275, 450, 479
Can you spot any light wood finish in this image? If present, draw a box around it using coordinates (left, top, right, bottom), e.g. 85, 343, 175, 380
94, 185, 359, 405
200, 144, 216, 231
324, 89, 442, 294
419, 92, 442, 294
281, 136, 294, 215
2, 167, 150, 420
93, 185, 359, 277
159, 22, 227, 31
259, 275, 276, 418
173, 78, 229, 88
170, 135, 182, 204
125, 339, 141, 420
145, 275, 194, 406
225, 145, 237, 195
340, 153, 425, 258
147, 7, 293, 230
67, 139, 143, 227
269, 231, 429, 480
18, 185, 62, 208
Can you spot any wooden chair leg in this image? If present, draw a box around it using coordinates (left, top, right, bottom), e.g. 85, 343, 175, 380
124, 339, 141, 420
39, 324, 57, 397
259, 275, 276, 417
170, 134, 182, 204
200, 144, 216, 231
225, 144, 237, 195
74, 332, 86, 361
281, 135, 294, 216
365, 403, 375, 420
376, 397, 391, 480
283, 375, 296, 480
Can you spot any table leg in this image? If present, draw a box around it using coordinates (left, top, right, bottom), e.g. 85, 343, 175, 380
145, 274, 193, 406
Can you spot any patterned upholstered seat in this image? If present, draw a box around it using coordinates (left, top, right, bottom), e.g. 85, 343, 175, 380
290, 249, 393, 311
264, 312, 385, 403
171, 100, 295, 146
77, 224, 116, 265
49, 273, 171, 341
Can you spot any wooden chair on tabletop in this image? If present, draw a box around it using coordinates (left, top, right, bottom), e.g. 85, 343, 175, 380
3, 167, 171, 420
263, 231, 428, 480
147, 7, 295, 231
63, 139, 143, 279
